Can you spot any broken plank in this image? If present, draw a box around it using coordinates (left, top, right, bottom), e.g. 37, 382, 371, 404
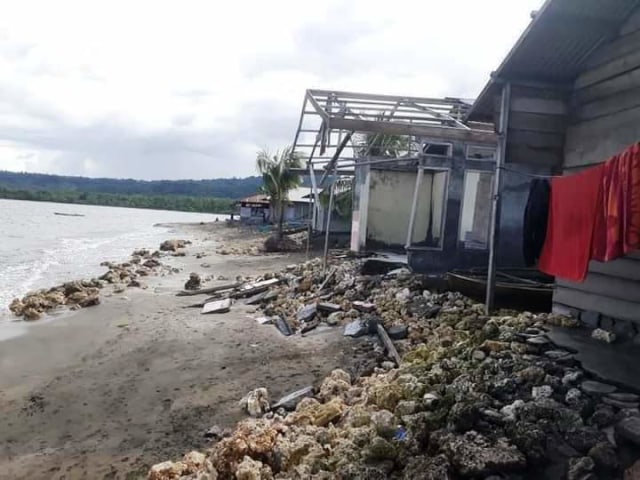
319, 267, 337, 291
245, 290, 268, 305
376, 323, 402, 366
177, 282, 241, 297
201, 298, 232, 314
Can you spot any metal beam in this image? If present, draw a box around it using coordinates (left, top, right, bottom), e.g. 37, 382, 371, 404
329, 118, 497, 144
485, 82, 512, 314
320, 131, 354, 186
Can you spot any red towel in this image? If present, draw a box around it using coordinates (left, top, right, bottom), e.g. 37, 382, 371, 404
538, 164, 604, 281
592, 143, 640, 261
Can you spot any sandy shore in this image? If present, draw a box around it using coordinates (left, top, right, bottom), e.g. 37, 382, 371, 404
0, 223, 352, 479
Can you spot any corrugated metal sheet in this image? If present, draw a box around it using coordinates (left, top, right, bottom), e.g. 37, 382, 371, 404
467, 0, 640, 122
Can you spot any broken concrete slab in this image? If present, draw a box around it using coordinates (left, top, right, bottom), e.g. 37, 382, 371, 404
297, 304, 317, 323
317, 302, 341, 314
548, 326, 640, 393
272, 386, 314, 411
201, 298, 232, 314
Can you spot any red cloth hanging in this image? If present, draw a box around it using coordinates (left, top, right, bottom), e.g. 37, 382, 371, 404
592, 143, 640, 261
538, 164, 604, 282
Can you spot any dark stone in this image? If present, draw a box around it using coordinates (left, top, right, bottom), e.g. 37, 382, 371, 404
388, 325, 409, 340
564, 426, 606, 454
580, 380, 617, 396
609, 392, 640, 403
402, 454, 452, 480
602, 396, 640, 410
600, 315, 615, 332
588, 441, 618, 470
297, 304, 317, 323
613, 318, 637, 340
589, 405, 615, 428
317, 302, 341, 313
580, 311, 601, 329
344, 319, 369, 338
615, 416, 640, 446
274, 316, 293, 336
567, 456, 595, 480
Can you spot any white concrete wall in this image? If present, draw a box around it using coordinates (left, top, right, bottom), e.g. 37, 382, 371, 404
367, 170, 433, 246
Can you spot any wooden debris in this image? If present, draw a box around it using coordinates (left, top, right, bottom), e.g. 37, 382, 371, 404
231, 278, 281, 299
274, 317, 293, 336
317, 302, 341, 313
177, 282, 241, 297
300, 319, 320, 334
376, 323, 402, 366
245, 291, 268, 305
353, 301, 376, 313
272, 386, 314, 410
319, 267, 337, 291
201, 298, 232, 314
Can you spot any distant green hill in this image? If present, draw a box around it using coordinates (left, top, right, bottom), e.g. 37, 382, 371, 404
0, 171, 264, 214
0, 171, 262, 199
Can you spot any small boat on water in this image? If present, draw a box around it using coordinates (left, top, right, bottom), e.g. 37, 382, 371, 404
54, 212, 85, 217
446, 268, 554, 311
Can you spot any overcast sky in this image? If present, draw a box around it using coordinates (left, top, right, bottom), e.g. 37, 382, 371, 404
0, 0, 543, 180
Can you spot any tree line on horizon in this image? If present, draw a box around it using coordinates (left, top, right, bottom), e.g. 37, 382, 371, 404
0, 170, 263, 198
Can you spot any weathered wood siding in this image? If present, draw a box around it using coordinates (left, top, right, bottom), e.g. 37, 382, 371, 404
555, 12, 640, 323
498, 85, 569, 168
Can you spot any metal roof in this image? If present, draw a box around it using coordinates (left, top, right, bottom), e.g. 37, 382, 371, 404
467, 0, 640, 122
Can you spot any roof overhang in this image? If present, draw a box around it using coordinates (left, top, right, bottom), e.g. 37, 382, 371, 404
466, 0, 640, 122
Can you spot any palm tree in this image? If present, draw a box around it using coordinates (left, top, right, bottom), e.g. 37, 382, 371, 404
256, 146, 302, 238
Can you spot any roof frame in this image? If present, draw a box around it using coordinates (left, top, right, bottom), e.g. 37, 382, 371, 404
292, 89, 497, 171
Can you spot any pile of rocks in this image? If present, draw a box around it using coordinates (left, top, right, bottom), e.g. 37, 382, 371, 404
149, 258, 640, 479
160, 239, 192, 252
9, 246, 175, 321
9, 280, 102, 321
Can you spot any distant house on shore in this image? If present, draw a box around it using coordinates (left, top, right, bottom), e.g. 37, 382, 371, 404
238, 187, 313, 225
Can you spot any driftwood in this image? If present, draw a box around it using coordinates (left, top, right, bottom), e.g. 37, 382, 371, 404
376, 324, 402, 366
177, 282, 241, 297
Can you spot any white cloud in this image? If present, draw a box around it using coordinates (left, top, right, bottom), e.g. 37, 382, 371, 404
0, 0, 543, 179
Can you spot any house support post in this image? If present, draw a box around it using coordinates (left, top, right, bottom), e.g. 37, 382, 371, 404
322, 166, 337, 273
405, 166, 424, 249
485, 82, 511, 314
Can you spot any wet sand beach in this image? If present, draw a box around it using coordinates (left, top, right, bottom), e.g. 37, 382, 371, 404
0, 223, 350, 479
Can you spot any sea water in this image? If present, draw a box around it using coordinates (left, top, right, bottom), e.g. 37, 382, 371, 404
0, 198, 225, 318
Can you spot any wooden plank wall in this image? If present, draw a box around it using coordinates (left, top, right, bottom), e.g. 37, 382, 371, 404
499, 85, 568, 168
555, 10, 640, 323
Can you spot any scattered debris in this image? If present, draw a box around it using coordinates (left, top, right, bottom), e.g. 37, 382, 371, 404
239, 388, 270, 417
201, 298, 232, 314
184, 272, 201, 291
272, 386, 314, 411
159, 239, 191, 252
592, 328, 617, 343
274, 317, 293, 336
